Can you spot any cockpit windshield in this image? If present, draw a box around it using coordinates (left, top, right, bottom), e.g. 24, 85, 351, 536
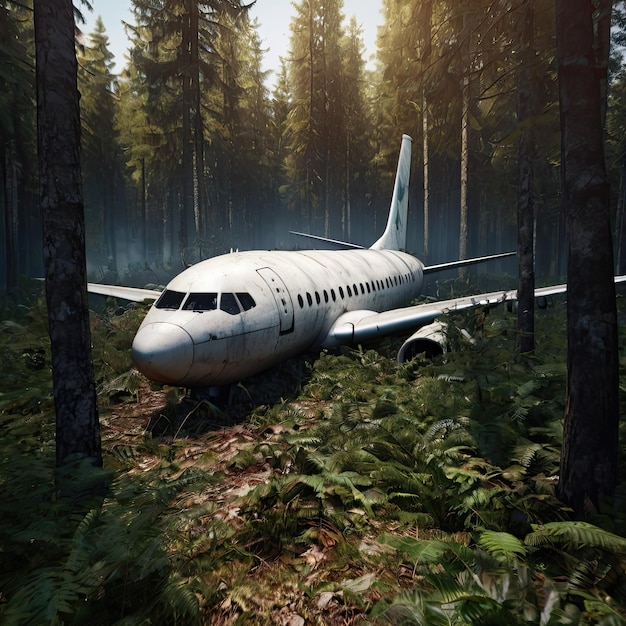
183, 293, 218, 311
220, 293, 240, 314
236, 293, 256, 311
155, 289, 256, 315
154, 290, 186, 310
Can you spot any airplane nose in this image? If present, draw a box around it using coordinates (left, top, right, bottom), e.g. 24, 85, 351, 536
132, 323, 194, 384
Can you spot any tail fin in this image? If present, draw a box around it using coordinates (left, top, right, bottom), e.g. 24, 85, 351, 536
370, 134, 412, 251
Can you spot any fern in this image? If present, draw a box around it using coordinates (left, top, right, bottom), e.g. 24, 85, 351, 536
525, 521, 626, 554
159, 573, 201, 624
98, 369, 143, 402
478, 530, 528, 561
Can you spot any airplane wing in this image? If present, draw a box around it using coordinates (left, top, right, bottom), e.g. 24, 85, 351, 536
328, 276, 626, 345
87, 283, 161, 302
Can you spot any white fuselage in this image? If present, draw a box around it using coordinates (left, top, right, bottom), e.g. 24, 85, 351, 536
131, 248, 424, 386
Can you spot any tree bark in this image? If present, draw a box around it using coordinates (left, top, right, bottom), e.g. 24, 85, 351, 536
459, 74, 469, 273
423, 89, 430, 263
181, 0, 193, 252
556, 0, 618, 517
34, 0, 102, 468
3, 141, 19, 293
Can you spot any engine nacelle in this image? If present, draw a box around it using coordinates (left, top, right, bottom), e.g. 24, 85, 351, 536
397, 320, 448, 362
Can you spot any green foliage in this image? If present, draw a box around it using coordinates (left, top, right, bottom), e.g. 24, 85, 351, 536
0, 450, 220, 625
0, 293, 55, 447
0, 290, 148, 430
91, 302, 152, 401
525, 521, 626, 553
3, 294, 626, 624
373, 522, 626, 625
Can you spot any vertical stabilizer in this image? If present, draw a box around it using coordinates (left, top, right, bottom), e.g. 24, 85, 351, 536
370, 134, 412, 251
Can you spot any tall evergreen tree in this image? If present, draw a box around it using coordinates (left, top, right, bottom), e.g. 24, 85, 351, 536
516, 0, 538, 354
1, 0, 37, 292
284, 0, 347, 236
34, 0, 101, 467
78, 17, 125, 275
123, 0, 251, 265
556, 0, 618, 517
373, 0, 560, 272
342, 15, 373, 243
221, 15, 275, 249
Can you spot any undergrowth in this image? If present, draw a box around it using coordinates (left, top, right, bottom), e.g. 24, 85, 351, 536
1, 281, 626, 624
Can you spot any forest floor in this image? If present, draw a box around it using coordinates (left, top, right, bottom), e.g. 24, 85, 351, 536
4, 283, 626, 624
99, 381, 390, 625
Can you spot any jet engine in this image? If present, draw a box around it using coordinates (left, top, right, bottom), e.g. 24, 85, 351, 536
397, 320, 448, 362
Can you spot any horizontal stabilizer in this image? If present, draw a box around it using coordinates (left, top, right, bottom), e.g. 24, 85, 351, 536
424, 251, 516, 273
289, 231, 365, 249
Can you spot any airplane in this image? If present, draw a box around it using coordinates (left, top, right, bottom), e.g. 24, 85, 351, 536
85, 134, 553, 389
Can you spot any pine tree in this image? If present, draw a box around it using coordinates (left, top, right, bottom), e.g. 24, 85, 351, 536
34, 0, 101, 468
556, 0, 619, 518
342, 15, 373, 243
122, 0, 253, 265
78, 17, 125, 276
1, 1, 37, 292
284, 0, 348, 237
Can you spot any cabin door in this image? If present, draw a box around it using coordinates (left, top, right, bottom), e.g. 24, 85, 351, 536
257, 267, 295, 334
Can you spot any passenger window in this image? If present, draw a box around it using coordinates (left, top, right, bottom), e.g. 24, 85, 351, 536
155, 290, 185, 310
324, 290, 329, 303
183, 293, 218, 311
315, 292, 321, 304
307, 293, 313, 306
236, 292, 256, 311
298, 294, 304, 308
220, 293, 241, 315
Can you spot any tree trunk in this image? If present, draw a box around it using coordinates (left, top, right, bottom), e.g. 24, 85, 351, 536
616, 155, 626, 275
459, 74, 469, 274
556, 0, 618, 517
180, 0, 194, 253
423, 89, 430, 263
345, 132, 351, 241
33, 0, 101, 468
190, 0, 206, 239
517, 0, 537, 355
3, 141, 19, 293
